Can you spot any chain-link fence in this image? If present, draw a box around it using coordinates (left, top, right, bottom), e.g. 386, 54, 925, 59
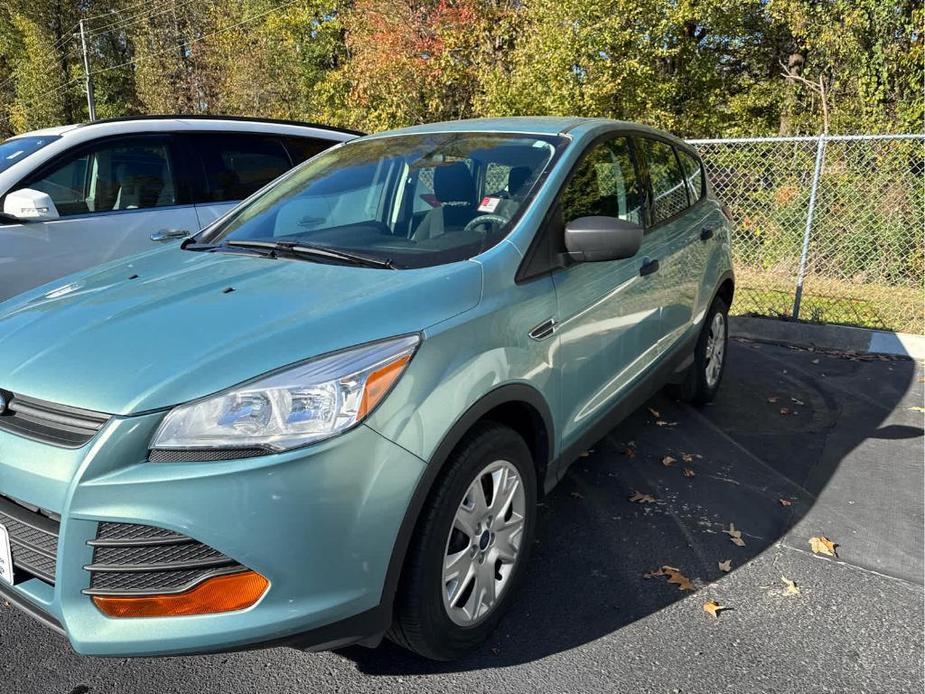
688, 134, 925, 334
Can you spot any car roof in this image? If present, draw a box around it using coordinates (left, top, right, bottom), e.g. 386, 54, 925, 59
362, 116, 693, 150
7, 116, 359, 143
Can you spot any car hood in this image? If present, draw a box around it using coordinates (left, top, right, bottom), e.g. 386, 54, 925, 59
0, 247, 482, 415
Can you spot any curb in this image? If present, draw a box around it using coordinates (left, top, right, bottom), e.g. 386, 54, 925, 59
729, 316, 925, 360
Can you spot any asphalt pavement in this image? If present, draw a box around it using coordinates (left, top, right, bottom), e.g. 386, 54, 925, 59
2, 339, 923, 694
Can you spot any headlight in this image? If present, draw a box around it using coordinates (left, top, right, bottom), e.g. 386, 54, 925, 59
150, 334, 419, 454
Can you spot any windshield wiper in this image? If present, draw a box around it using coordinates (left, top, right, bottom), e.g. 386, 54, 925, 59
181, 240, 277, 258
225, 240, 395, 269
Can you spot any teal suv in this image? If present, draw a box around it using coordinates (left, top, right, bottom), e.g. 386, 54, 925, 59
0, 117, 733, 660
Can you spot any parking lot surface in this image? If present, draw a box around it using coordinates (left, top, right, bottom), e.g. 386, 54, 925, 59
3, 339, 923, 694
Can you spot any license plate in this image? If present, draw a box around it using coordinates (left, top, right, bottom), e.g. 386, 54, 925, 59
0, 524, 13, 585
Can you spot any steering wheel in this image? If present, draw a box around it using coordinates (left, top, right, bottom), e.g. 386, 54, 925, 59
463, 214, 509, 234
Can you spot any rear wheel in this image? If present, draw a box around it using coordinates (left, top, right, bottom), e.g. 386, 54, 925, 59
677, 296, 729, 405
389, 423, 537, 660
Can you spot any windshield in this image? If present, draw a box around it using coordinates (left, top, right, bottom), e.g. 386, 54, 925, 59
0, 135, 60, 174
201, 132, 565, 268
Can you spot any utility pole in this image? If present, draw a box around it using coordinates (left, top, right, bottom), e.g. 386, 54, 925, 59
78, 19, 96, 122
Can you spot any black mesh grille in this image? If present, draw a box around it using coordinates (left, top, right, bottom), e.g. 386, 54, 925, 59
0, 495, 59, 585
85, 522, 245, 596
148, 448, 270, 462
0, 390, 110, 448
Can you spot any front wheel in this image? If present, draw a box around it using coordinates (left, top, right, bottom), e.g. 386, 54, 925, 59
388, 423, 537, 660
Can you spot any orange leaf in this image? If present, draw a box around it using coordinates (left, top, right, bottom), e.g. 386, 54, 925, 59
809, 536, 838, 557
703, 600, 728, 618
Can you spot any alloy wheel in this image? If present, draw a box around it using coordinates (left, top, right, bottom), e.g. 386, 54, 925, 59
441, 459, 526, 627
704, 311, 726, 388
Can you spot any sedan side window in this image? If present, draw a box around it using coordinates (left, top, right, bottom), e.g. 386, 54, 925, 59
25, 139, 177, 217
641, 138, 689, 224
560, 137, 643, 225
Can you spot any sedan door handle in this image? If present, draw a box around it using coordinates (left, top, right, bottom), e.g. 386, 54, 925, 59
640, 259, 660, 276
150, 228, 191, 242
700, 226, 715, 241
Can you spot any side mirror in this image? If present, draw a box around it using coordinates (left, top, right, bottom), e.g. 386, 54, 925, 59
2, 188, 60, 222
564, 216, 643, 262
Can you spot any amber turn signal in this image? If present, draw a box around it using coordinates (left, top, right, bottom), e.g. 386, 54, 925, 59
357, 354, 411, 419
92, 570, 269, 618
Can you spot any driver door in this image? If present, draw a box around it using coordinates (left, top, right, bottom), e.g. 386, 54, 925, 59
551, 135, 666, 453
0, 135, 198, 302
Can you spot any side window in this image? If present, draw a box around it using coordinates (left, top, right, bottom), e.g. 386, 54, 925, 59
198, 135, 291, 203
282, 136, 337, 165
641, 138, 689, 224
25, 139, 177, 216
677, 148, 705, 202
560, 136, 643, 225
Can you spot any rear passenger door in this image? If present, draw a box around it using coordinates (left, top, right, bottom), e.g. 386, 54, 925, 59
186, 134, 294, 229
636, 136, 706, 351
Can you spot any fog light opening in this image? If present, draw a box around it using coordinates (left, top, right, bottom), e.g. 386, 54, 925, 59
92, 570, 269, 618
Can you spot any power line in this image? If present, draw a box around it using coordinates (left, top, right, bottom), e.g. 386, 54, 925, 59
89, 0, 303, 78
89, 0, 206, 37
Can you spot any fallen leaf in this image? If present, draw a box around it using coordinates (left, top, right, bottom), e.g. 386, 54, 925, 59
667, 572, 696, 591
718, 559, 732, 572
661, 455, 677, 467
811, 358, 820, 364
779, 407, 792, 416
682, 467, 696, 478
648, 407, 661, 418
703, 600, 728, 618
907, 406, 925, 413
767, 396, 780, 403
660, 565, 680, 574
781, 576, 801, 595
779, 498, 793, 507
656, 420, 678, 427
628, 490, 656, 504
579, 450, 591, 458
791, 397, 805, 406
623, 446, 637, 458
723, 523, 746, 547
569, 491, 584, 500
681, 452, 701, 464
809, 535, 838, 557
643, 569, 662, 579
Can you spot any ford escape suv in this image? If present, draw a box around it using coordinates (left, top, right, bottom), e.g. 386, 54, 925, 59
0, 117, 733, 660
0, 115, 358, 302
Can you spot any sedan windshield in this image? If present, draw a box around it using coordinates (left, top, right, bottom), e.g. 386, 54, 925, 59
0, 135, 60, 174
201, 132, 565, 268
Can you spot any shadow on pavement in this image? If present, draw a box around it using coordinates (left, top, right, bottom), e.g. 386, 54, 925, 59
339, 339, 921, 675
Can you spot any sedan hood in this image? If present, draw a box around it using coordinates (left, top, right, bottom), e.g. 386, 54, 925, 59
0, 247, 482, 415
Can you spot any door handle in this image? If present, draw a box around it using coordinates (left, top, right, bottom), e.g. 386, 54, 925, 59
700, 226, 715, 241
150, 228, 191, 242
640, 259, 660, 276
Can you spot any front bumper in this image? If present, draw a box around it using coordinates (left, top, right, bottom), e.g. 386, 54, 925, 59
0, 412, 425, 656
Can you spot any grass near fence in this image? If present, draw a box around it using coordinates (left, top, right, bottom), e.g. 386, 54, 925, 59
732, 268, 924, 335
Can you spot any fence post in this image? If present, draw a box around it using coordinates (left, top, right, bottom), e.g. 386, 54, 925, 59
792, 135, 827, 321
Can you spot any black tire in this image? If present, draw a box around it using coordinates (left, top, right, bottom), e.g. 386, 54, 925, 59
679, 295, 729, 405
388, 422, 537, 660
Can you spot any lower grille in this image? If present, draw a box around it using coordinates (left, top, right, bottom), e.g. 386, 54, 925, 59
0, 495, 59, 585
84, 522, 245, 596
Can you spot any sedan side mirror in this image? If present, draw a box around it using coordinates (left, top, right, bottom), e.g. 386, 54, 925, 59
2, 188, 60, 222
564, 216, 643, 262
